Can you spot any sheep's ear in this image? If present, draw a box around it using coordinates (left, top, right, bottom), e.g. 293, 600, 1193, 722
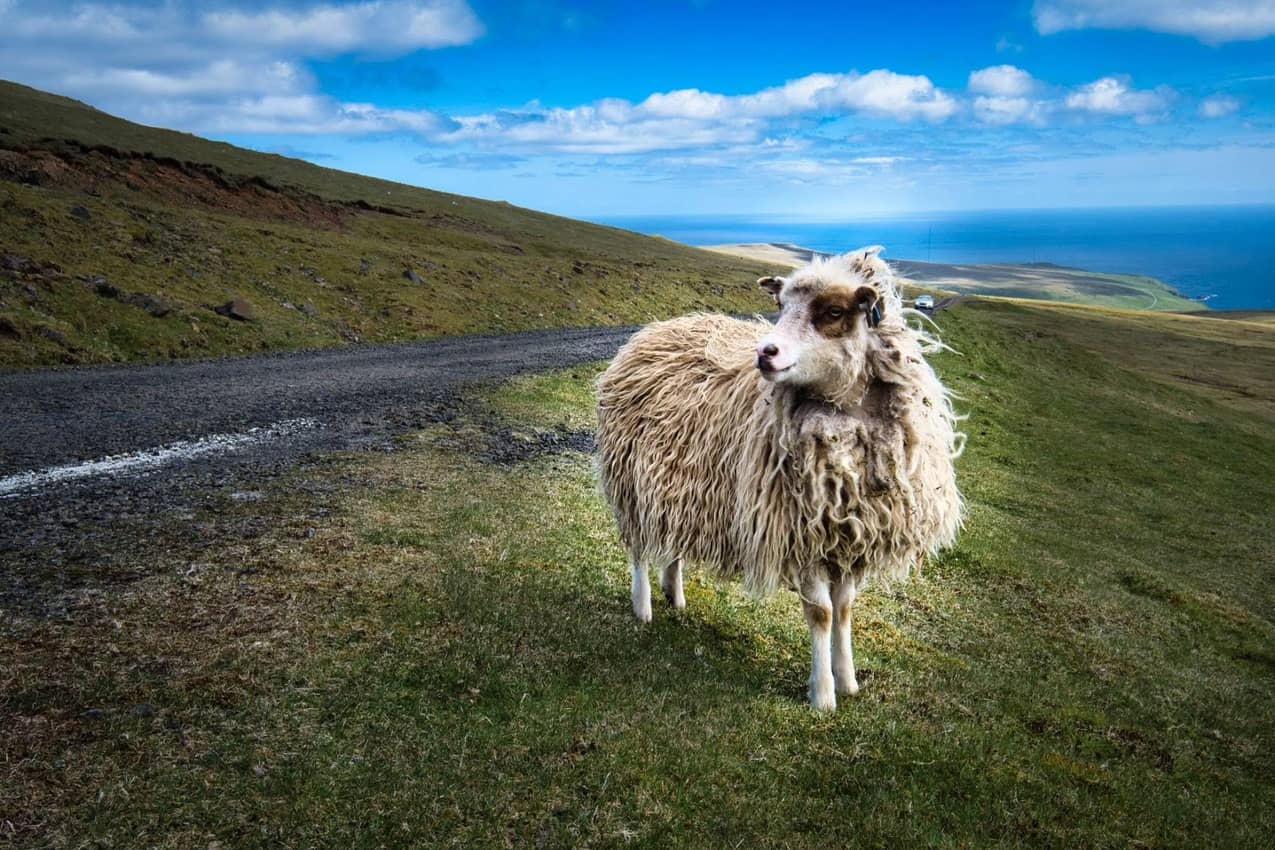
846, 245, 885, 275
757, 275, 785, 304
853, 285, 883, 328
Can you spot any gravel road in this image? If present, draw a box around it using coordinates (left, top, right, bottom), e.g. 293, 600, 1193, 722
2, 325, 636, 476
1, 325, 637, 580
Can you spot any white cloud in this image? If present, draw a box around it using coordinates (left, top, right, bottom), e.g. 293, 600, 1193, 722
638, 89, 733, 120
740, 73, 845, 117
0, 1, 482, 136
973, 96, 1041, 125
818, 70, 958, 120
61, 60, 308, 99
1199, 93, 1241, 117
443, 70, 956, 154
1033, 0, 1275, 44
634, 70, 956, 123
134, 94, 456, 136
2, 2, 148, 45
0, 1, 483, 58
1064, 76, 1174, 119
968, 66, 1050, 124
203, 0, 484, 55
757, 156, 907, 184
969, 65, 1037, 97
449, 107, 757, 155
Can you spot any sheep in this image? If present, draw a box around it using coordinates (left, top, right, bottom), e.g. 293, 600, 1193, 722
595, 246, 962, 710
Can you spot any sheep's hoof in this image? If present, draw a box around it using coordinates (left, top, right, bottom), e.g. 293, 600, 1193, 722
836, 678, 860, 697
809, 678, 837, 712
664, 590, 686, 610
632, 600, 652, 624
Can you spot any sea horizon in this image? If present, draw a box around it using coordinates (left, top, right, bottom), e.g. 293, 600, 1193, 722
596, 204, 1275, 311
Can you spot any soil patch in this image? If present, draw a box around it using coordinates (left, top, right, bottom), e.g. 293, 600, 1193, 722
0, 146, 348, 229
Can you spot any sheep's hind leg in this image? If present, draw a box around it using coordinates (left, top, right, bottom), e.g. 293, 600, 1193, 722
661, 558, 685, 610
631, 558, 652, 623
832, 573, 859, 697
801, 574, 836, 711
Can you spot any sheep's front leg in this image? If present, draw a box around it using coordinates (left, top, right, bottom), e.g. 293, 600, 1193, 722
801, 574, 836, 711
832, 574, 859, 696
631, 559, 652, 623
661, 558, 685, 610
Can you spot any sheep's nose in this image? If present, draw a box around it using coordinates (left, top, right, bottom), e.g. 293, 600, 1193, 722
760, 342, 779, 357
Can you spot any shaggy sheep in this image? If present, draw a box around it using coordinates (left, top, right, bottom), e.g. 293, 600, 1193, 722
595, 246, 962, 710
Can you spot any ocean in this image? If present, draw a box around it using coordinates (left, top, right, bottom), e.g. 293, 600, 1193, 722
598, 205, 1275, 311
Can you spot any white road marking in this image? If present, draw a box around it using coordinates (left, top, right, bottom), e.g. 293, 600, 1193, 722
0, 418, 319, 499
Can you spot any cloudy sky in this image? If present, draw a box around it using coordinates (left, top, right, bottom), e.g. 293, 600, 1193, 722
3, 0, 1274, 217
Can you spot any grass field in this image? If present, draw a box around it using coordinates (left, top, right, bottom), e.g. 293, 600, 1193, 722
5, 297, 1273, 848
0, 80, 770, 368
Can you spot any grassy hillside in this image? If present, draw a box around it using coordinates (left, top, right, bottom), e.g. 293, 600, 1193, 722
0, 80, 772, 368
1186, 309, 1275, 325
5, 299, 1273, 847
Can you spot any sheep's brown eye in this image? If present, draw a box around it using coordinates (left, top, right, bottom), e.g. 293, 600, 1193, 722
824, 307, 844, 320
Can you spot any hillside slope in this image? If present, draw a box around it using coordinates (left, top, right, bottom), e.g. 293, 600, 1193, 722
0, 80, 772, 368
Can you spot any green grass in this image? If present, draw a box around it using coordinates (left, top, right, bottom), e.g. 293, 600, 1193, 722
481, 365, 603, 431
0, 79, 773, 367
4, 298, 1273, 848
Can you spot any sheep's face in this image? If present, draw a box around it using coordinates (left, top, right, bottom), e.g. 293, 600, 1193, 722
755, 250, 886, 400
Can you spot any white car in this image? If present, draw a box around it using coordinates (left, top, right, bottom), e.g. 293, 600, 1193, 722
914, 295, 935, 310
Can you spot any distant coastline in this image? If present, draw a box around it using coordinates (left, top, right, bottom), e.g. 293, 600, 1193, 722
602, 206, 1275, 311
703, 242, 1205, 313
702, 242, 830, 268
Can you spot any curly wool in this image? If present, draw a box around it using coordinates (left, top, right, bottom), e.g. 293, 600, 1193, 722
596, 279, 962, 596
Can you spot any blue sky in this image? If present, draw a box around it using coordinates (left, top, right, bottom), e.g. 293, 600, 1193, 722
2, 0, 1274, 217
